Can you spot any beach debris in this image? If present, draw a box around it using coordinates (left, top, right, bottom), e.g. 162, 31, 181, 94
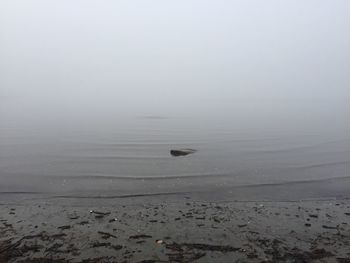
322, 225, 338, 230
57, 225, 71, 230
89, 210, 111, 219
213, 217, 221, 223
305, 248, 334, 259
155, 239, 164, 244
166, 242, 240, 252
98, 231, 117, 239
91, 242, 111, 248
309, 214, 318, 218
111, 245, 123, 250
326, 213, 334, 218
170, 149, 197, 157
90, 241, 122, 250
165, 243, 206, 261
129, 234, 152, 239
45, 243, 64, 253
89, 210, 111, 216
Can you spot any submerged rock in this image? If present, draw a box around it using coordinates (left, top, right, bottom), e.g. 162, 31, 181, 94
170, 149, 197, 157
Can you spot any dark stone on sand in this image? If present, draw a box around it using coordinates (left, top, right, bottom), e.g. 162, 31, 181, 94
170, 149, 197, 157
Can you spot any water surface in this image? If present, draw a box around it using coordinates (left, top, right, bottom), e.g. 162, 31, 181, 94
1, 115, 349, 200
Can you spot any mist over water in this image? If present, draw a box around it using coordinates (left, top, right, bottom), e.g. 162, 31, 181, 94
1, 0, 350, 198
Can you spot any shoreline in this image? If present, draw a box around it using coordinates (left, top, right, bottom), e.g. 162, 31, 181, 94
1, 196, 350, 262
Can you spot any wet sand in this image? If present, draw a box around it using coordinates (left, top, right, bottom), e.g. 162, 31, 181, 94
1, 195, 350, 262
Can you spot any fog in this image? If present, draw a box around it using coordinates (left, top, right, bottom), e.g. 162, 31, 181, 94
1, 0, 350, 197
2, 3, 350, 257
1, 0, 350, 132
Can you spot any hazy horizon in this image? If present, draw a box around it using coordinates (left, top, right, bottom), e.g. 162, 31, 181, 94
1, 0, 350, 134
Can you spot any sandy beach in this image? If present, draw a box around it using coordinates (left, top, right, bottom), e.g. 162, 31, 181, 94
1, 193, 350, 263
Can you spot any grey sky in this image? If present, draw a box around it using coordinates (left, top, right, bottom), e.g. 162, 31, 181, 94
1, 0, 349, 128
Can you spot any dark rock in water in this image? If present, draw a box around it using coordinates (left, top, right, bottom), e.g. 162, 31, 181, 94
170, 149, 197, 157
